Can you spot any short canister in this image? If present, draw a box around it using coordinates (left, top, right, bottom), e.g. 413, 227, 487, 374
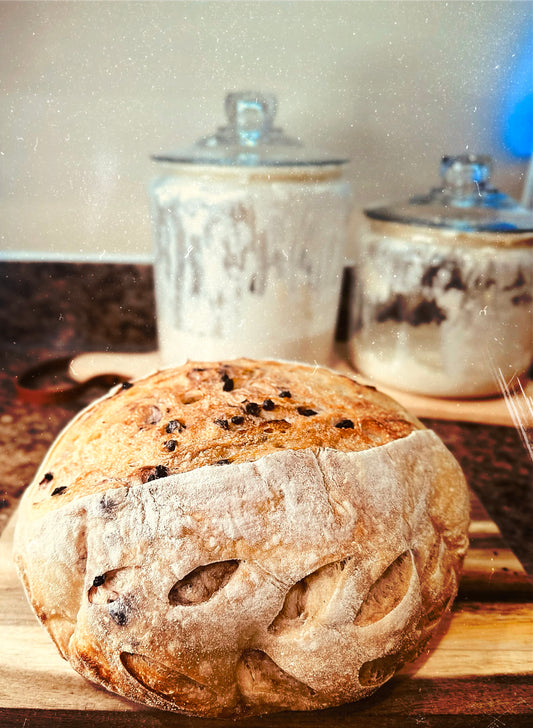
349, 155, 533, 398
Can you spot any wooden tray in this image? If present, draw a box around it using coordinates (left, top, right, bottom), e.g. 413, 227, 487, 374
0, 493, 531, 727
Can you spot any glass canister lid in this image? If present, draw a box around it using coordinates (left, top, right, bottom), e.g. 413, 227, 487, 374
152, 90, 349, 167
365, 154, 533, 233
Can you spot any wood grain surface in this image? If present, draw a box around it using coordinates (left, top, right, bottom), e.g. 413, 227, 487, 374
0, 494, 531, 728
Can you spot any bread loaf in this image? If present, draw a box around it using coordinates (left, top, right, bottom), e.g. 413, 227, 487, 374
13, 358, 470, 718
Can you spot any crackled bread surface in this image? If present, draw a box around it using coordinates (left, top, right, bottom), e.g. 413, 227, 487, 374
14, 359, 470, 718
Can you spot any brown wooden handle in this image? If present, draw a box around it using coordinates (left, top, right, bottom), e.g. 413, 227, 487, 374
15, 356, 127, 405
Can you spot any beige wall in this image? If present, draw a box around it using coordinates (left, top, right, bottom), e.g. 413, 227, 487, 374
1, 0, 531, 261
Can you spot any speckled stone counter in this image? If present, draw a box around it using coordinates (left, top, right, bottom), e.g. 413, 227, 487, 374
0, 261, 531, 576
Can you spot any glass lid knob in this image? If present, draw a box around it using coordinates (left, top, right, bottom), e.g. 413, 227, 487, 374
225, 91, 277, 147
440, 154, 492, 196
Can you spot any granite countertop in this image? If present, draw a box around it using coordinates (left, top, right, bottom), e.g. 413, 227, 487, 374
0, 261, 532, 576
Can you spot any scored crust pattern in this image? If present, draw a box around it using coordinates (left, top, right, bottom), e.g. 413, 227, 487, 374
13, 359, 470, 718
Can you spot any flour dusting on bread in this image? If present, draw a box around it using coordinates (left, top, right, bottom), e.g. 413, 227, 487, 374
14, 358, 469, 718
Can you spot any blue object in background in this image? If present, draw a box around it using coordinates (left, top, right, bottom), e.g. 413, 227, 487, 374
503, 30, 533, 158
505, 92, 533, 158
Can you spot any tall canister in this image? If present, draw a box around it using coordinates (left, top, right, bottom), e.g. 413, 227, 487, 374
349, 154, 533, 398
150, 91, 352, 366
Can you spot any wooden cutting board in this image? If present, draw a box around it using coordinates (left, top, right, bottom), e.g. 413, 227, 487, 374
0, 493, 531, 726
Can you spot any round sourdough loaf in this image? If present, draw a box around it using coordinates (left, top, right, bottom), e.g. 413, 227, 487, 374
13, 358, 470, 718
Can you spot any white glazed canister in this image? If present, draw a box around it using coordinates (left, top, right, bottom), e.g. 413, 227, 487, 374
150, 92, 352, 366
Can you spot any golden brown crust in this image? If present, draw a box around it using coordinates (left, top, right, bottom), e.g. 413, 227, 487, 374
13, 359, 469, 718
25, 358, 421, 516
